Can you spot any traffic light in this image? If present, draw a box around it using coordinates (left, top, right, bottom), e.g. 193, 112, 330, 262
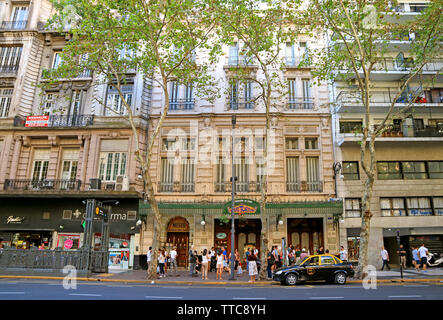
81, 220, 86, 229
95, 205, 107, 218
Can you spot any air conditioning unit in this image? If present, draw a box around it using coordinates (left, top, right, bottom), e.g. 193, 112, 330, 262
115, 175, 129, 191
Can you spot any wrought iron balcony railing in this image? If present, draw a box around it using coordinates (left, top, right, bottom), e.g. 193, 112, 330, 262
226, 56, 257, 67
286, 182, 300, 192
374, 124, 443, 138
48, 114, 94, 127
169, 99, 195, 110
0, 65, 19, 74
4, 179, 82, 191
229, 100, 255, 110
306, 181, 323, 192
287, 98, 314, 110
180, 182, 195, 192
0, 20, 27, 30
41, 68, 93, 80
159, 182, 174, 193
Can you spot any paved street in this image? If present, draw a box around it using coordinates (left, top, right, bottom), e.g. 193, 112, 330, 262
0, 279, 442, 300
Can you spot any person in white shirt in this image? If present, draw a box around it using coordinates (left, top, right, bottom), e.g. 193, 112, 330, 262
418, 244, 429, 271
201, 249, 209, 280
169, 246, 178, 274
339, 246, 348, 262
146, 247, 152, 277
380, 246, 391, 271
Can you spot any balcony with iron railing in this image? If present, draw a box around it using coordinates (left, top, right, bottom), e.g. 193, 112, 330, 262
285, 55, 310, 68
158, 182, 174, 193
169, 99, 195, 111
376, 124, 443, 138
4, 179, 82, 191
286, 97, 314, 110
0, 65, 19, 75
338, 124, 443, 146
229, 100, 255, 110
41, 68, 93, 81
13, 114, 95, 128
181, 182, 195, 193
225, 56, 258, 68
0, 20, 28, 30
336, 90, 443, 107
286, 181, 323, 192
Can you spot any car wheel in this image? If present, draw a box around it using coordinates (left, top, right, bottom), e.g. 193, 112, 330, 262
335, 272, 347, 285
285, 273, 298, 286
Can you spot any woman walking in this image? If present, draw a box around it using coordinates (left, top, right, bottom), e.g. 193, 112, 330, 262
216, 250, 224, 280
248, 249, 258, 283
234, 249, 240, 274
158, 249, 166, 278
201, 249, 209, 280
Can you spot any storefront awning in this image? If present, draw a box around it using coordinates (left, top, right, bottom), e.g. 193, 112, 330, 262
139, 200, 343, 217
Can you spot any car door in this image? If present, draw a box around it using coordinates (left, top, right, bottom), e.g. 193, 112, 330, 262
304, 256, 320, 281
318, 255, 338, 280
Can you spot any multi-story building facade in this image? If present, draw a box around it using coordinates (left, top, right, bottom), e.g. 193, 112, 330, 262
331, 1, 443, 268
0, 1, 343, 271
139, 36, 342, 268
0, 1, 150, 269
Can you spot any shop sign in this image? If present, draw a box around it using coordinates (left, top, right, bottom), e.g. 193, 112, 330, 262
216, 233, 227, 239
25, 115, 49, 127
224, 199, 260, 216
167, 217, 190, 232
64, 239, 73, 249
6, 216, 25, 224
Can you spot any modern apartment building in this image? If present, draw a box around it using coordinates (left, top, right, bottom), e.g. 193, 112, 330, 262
138, 35, 342, 268
331, 1, 443, 268
0, 1, 150, 270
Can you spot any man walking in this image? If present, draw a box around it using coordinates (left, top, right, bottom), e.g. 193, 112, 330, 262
169, 246, 178, 275
418, 243, 429, 272
380, 246, 391, 271
412, 246, 420, 271
397, 244, 407, 269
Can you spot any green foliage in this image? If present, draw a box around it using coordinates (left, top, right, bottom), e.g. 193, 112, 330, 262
45, 0, 222, 104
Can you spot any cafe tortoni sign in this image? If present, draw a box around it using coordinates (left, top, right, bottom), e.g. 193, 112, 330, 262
224, 199, 260, 216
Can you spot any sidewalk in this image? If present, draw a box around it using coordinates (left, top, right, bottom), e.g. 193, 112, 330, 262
88, 267, 443, 285
2, 268, 443, 285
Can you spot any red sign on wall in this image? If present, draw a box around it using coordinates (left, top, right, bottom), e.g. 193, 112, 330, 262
25, 116, 49, 127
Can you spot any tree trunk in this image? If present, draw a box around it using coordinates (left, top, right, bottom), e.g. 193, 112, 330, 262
357, 139, 376, 279
146, 171, 162, 280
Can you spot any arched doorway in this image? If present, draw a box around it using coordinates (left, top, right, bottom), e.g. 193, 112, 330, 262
166, 217, 189, 268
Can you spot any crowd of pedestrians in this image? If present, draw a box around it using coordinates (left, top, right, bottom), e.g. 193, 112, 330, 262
145, 242, 435, 280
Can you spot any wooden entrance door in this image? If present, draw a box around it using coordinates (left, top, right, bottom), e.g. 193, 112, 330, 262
167, 232, 189, 268
167, 217, 190, 268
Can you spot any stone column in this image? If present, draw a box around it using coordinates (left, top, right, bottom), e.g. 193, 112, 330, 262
9, 136, 22, 180
0, 135, 13, 188
80, 135, 91, 190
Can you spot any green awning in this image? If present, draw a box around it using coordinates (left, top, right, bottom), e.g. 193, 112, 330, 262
139, 200, 343, 217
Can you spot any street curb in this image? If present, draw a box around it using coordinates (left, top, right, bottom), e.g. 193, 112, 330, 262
1, 275, 443, 285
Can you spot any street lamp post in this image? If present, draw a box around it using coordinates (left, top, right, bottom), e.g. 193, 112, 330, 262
229, 115, 236, 280
396, 230, 403, 280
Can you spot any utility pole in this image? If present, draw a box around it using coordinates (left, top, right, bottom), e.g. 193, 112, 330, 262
396, 230, 403, 280
83, 199, 95, 276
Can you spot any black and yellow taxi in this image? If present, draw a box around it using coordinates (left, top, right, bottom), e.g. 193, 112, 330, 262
272, 254, 355, 286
